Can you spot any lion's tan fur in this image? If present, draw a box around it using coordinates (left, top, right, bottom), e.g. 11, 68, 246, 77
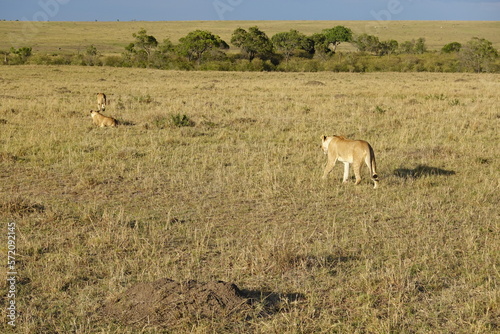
90, 110, 117, 127
97, 93, 106, 111
321, 135, 379, 189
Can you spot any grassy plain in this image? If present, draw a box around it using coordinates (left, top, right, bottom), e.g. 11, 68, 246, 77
1, 20, 500, 54
0, 65, 499, 333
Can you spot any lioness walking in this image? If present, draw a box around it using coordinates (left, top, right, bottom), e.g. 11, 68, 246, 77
97, 93, 106, 111
90, 110, 117, 127
321, 135, 379, 189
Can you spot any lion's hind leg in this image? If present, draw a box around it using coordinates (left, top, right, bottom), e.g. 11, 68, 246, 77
352, 161, 362, 185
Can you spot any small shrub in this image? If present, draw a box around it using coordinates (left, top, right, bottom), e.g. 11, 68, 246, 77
171, 113, 194, 127
136, 95, 153, 104
151, 115, 169, 129
425, 93, 446, 101
301, 106, 312, 114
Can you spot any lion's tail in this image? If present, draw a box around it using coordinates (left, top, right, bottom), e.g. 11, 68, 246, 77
369, 145, 379, 188
369, 146, 378, 179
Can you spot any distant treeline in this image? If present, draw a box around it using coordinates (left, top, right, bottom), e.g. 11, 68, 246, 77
2, 26, 499, 73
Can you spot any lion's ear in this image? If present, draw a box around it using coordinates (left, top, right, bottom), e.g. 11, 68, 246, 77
322, 135, 327, 141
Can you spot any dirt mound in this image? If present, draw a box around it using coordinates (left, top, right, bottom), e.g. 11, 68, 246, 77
305, 80, 326, 86
101, 278, 255, 328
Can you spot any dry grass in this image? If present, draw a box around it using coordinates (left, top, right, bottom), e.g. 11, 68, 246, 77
0, 65, 499, 333
1, 20, 499, 54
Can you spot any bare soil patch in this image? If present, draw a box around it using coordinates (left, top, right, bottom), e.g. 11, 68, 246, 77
101, 278, 258, 328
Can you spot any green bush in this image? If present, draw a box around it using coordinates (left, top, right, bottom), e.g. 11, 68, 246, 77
151, 115, 169, 129
28, 54, 74, 65
301, 59, 323, 72
171, 113, 194, 127
173, 59, 195, 71
233, 59, 275, 72
442, 42, 462, 53
103, 55, 127, 67
199, 60, 233, 71
3, 31, 499, 73
29, 54, 55, 65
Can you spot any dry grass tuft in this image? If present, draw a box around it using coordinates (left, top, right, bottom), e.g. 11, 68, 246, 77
0, 197, 45, 216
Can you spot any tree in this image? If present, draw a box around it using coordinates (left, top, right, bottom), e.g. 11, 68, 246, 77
400, 41, 414, 54
378, 40, 398, 56
300, 37, 315, 56
355, 33, 381, 53
231, 26, 273, 61
442, 42, 462, 53
84, 44, 99, 66
354, 34, 398, 56
124, 29, 159, 67
131, 28, 158, 58
414, 38, 427, 54
322, 26, 353, 53
400, 38, 427, 54
271, 29, 308, 63
310, 33, 333, 60
86, 44, 98, 57
460, 37, 498, 73
178, 30, 227, 64
150, 39, 174, 68
9, 46, 32, 64
157, 39, 174, 55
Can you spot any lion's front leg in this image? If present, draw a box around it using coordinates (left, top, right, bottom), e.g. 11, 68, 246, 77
322, 158, 336, 179
342, 162, 350, 183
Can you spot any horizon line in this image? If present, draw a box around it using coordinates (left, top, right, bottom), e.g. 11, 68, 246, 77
2, 19, 499, 23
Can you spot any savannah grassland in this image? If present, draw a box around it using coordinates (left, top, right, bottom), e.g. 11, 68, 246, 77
2, 20, 500, 54
0, 65, 498, 333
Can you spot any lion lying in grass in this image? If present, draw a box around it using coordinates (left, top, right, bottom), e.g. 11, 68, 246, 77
90, 110, 117, 127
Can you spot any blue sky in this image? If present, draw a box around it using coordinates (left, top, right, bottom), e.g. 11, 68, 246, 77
1, 0, 499, 21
